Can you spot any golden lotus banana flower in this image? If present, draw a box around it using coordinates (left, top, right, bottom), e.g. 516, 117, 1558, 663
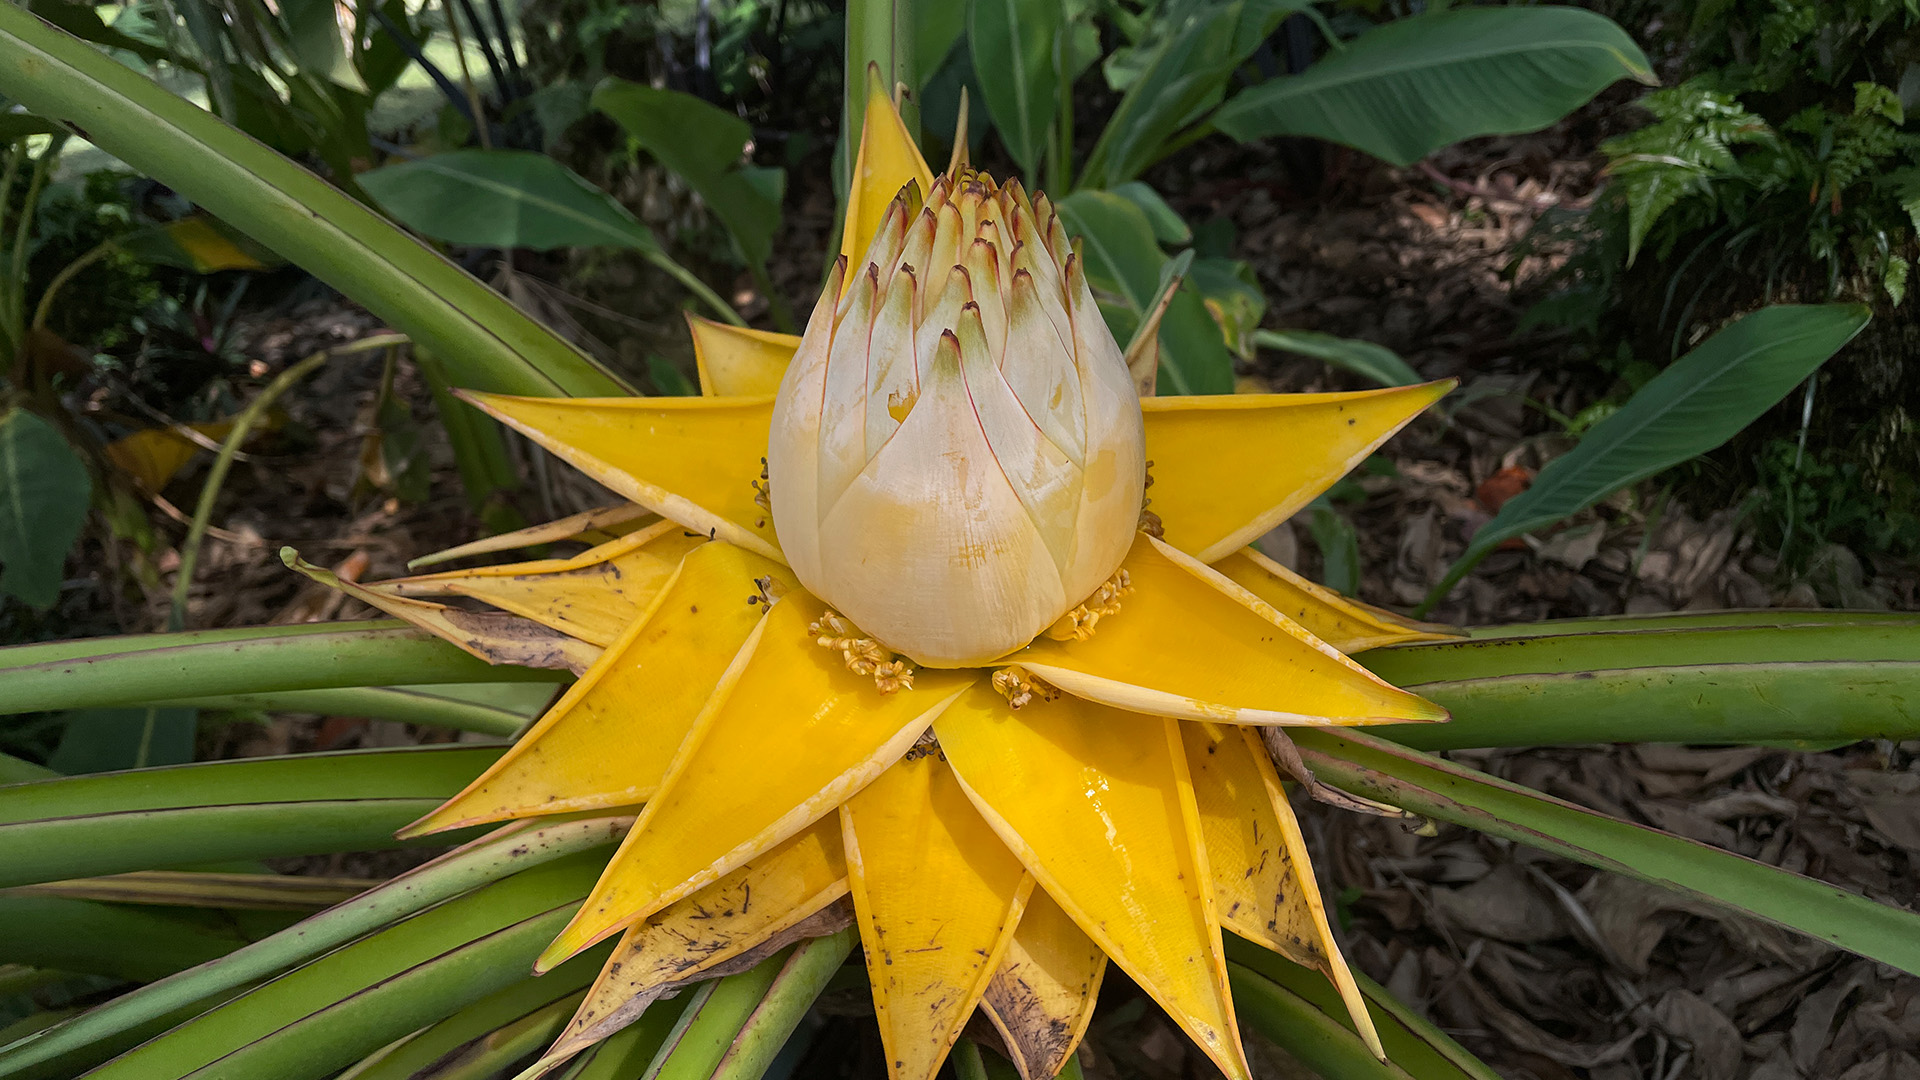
770, 173, 1145, 667
293, 68, 1464, 1080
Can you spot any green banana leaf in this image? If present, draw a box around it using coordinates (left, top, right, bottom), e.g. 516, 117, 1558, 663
0, 4, 625, 398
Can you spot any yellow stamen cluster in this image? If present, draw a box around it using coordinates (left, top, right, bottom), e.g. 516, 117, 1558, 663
1140, 459, 1164, 538
1045, 569, 1133, 642
751, 458, 771, 513
810, 609, 915, 693
991, 667, 1059, 710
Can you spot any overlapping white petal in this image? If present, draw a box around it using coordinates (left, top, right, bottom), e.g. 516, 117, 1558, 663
768, 174, 1146, 666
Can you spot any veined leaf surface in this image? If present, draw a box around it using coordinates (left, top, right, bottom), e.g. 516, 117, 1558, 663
1213, 6, 1653, 167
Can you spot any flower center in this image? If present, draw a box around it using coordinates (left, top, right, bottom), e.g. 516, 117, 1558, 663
766, 171, 1147, 669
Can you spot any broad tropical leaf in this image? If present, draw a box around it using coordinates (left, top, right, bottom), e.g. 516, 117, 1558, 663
592, 80, 787, 269
1423, 304, 1869, 606
1213, 6, 1653, 167
0, 409, 90, 609
0, 3, 623, 397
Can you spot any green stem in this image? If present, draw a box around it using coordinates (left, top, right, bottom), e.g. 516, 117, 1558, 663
1412, 544, 1486, 618
148, 685, 536, 737
840, 0, 917, 200
1142, 121, 1215, 178
1294, 728, 1920, 976
646, 249, 748, 327
951, 1041, 989, 1080
30, 238, 113, 332
0, 621, 565, 716
0, 144, 20, 291
1051, 11, 1074, 194
0, 751, 55, 784
710, 929, 859, 1080
416, 346, 520, 516
748, 260, 797, 335
169, 337, 399, 630
5, 137, 59, 348
0, 816, 629, 1079
441, 0, 491, 149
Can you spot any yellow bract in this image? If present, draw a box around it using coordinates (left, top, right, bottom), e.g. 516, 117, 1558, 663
1212, 546, 1460, 654
539, 594, 975, 968
316, 83, 1459, 1080
536, 818, 849, 1069
402, 542, 784, 835
384, 521, 702, 648
461, 391, 780, 561
936, 688, 1251, 1080
842, 755, 1033, 1080
840, 64, 937, 279
1143, 383, 1452, 561
1183, 722, 1381, 1057
686, 313, 801, 397
981, 891, 1108, 1080
1013, 535, 1446, 726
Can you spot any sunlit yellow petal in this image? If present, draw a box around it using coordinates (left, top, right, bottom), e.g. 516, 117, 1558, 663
688, 313, 802, 397
458, 391, 779, 561
936, 688, 1251, 1080
1181, 723, 1381, 1058
842, 755, 1033, 1080
1014, 536, 1446, 726
383, 521, 705, 647
539, 593, 976, 968
1210, 547, 1462, 653
841, 63, 937, 277
283, 550, 599, 673
1143, 381, 1453, 562
981, 890, 1107, 1080
401, 543, 787, 836
551, 818, 848, 1058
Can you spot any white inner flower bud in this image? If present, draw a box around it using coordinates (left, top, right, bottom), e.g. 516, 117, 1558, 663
767, 173, 1147, 668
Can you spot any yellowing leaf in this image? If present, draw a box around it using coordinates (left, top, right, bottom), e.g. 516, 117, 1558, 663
105, 420, 235, 492
383, 521, 705, 647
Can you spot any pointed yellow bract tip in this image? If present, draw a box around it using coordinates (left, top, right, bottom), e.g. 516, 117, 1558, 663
839, 62, 936, 277
1143, 378, 1458, 563
686, 313, 801, 397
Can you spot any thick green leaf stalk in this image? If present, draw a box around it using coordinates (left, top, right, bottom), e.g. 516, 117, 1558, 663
1295, 728, 1920, 975
0, 621, 564, 716
0, 816, 628, 1078
1364, 616, 1920, 748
